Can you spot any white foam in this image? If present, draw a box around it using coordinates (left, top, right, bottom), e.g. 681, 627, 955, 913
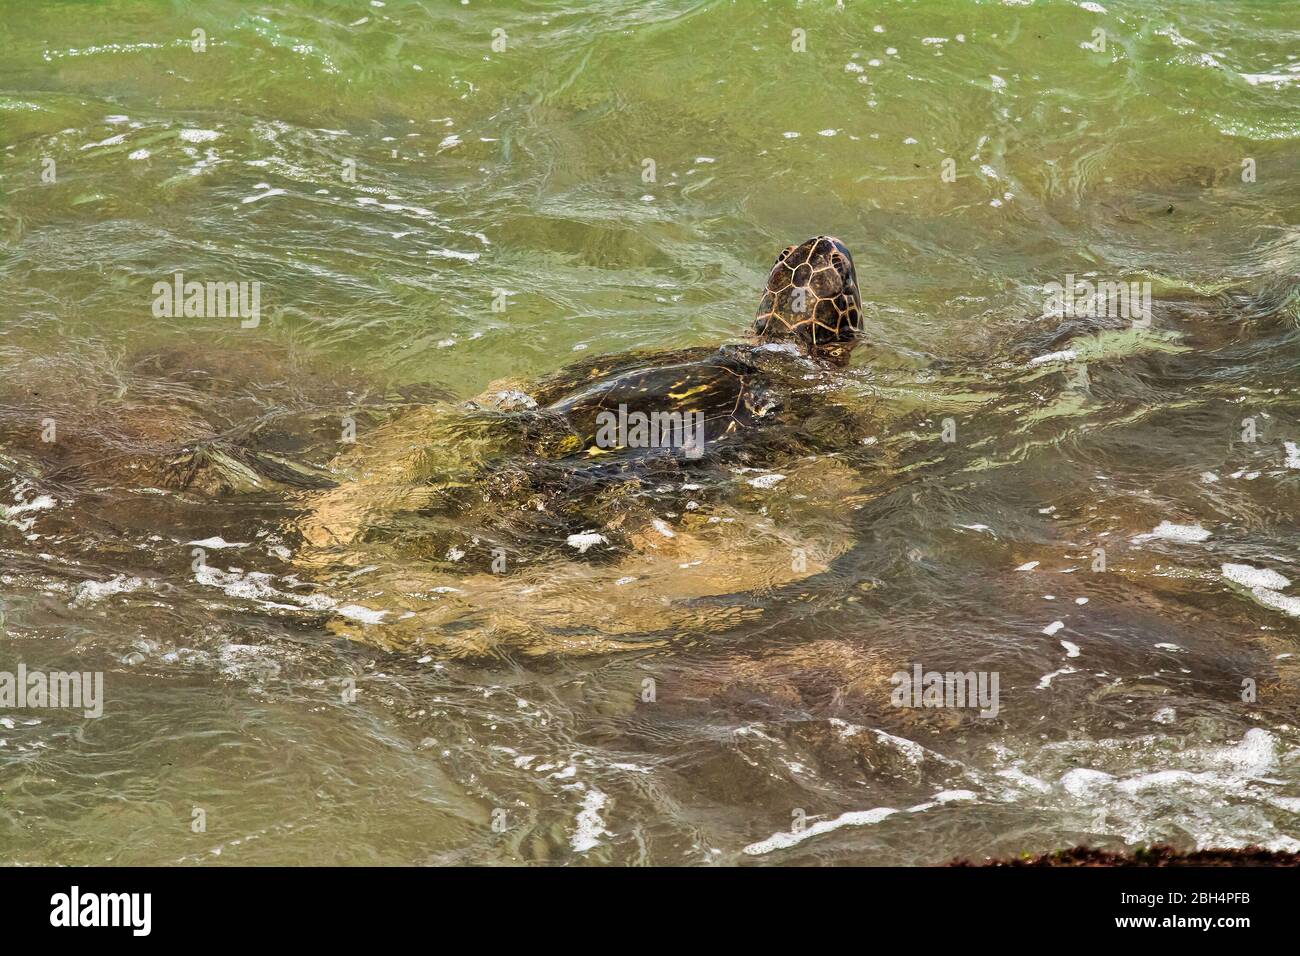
336, 604, 387, 624
743, 784, 981, 856
743, 807, 897, 855
241, 187, 286, 204
1218, 728, 1277, 774
996, 767, 1052, 793
932, 789, 977, 803
983, 728, 1300, 853
1222, 563, 1291, 591
80, 134, 125, 150
873, 729, 929, 765
1060, 767, 1115, 796
747, 473, 787, 489
1037, 666, 1077, 689
1242, 72, 1299, 87
3, 494, 56, 519
426, 248, 480, 262
188, 536, 248, 549
1250, 588, 1300, 618
1131, 520, 1210, 544
193, 564, 384, 626
1221, 563, 1300, 617
1072, 730, 1277, 807
1042, 620, 1064, 636
1061, 640, 1080, 658
1115, 769, 1201, 793
71, 574, 143, 605
566, 532, 607, 553
571, 789, 611, 852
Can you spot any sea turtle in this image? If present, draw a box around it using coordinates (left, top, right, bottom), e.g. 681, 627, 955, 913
284, 236, 892, 654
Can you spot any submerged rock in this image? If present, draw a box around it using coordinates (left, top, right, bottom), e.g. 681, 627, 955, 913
950, 844, 1300, 866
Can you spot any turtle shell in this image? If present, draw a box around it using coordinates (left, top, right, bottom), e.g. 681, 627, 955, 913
753, 235, 862, 350
537, 348, 778, 464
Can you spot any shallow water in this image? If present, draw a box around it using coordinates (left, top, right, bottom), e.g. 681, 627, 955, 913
2, 0, 1299, 864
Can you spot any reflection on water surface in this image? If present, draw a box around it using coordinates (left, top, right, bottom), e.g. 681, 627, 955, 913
1, 0, 1298, 864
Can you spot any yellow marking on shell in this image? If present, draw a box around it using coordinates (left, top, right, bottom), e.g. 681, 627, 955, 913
667, 383, 711, 400
585, 444, 618, 457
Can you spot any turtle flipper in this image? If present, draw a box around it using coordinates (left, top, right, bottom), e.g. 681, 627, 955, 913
163, 442, 336, 494
288, 456, 869, 657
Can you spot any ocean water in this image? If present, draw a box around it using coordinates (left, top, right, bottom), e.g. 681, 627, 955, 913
1, 0, 1299, 864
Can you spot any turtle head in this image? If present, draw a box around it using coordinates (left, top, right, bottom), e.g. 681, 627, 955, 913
753, 235, 863, 364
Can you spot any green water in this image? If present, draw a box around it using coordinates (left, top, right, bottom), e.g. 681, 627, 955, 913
1, 0, 1299, 864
